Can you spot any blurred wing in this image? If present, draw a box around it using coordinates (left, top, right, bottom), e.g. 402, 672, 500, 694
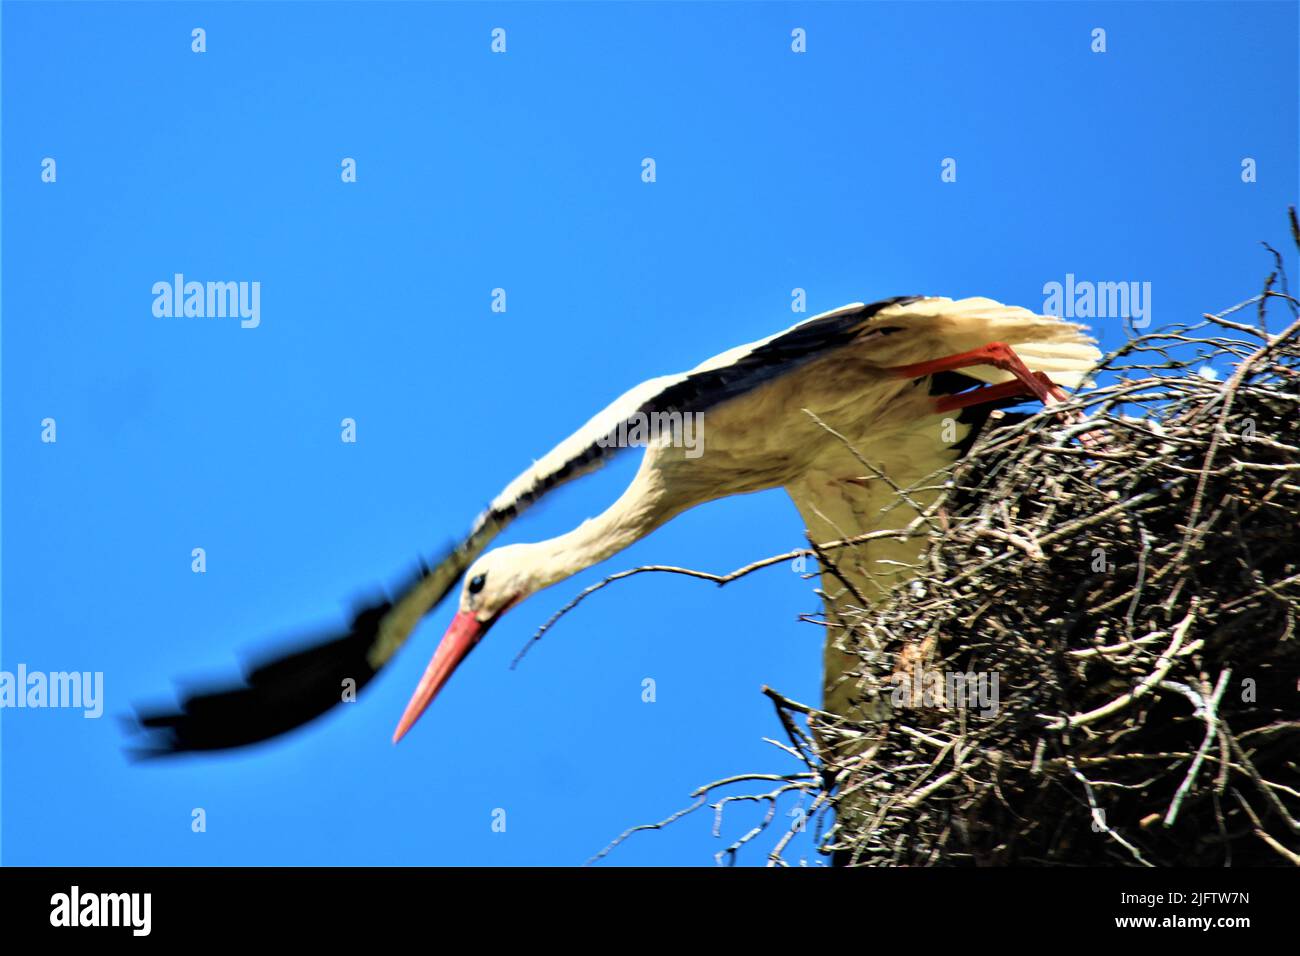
132, 298, 918, 753
132, 548, 469, 755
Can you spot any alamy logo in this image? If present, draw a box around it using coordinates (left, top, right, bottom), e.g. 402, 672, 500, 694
50, 886, 151, 936
1042, 274, 1151, 328
0, 664, 103, 718
890, 668, 1000, 718
597, 411, 705, 459
152, 273, 261, 328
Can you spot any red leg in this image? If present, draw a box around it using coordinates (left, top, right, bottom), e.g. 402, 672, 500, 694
886, 341, 1070, 409
932, 372, 1059, 414
888, 342, 1100, 448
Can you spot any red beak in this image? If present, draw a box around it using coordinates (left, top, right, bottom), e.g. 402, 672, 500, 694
392, 610, 487, 744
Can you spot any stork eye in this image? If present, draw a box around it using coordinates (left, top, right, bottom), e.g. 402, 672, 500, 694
467, 574, 486, 595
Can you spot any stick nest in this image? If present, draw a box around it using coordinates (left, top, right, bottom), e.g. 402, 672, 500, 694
809, 293, 1300, 866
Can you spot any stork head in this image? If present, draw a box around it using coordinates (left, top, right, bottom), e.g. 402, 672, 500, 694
392, 544, 541, 743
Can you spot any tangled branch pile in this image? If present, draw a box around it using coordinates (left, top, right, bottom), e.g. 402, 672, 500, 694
784, 287, 1300, 867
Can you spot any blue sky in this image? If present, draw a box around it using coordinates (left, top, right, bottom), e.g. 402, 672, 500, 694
2, 1, 1296, 866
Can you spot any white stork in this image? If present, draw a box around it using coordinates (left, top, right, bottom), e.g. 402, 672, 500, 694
137, 296, 1099, 761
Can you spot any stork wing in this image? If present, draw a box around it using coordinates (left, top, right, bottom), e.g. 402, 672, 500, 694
133, 297, 925, 753
480, 296, 922, 522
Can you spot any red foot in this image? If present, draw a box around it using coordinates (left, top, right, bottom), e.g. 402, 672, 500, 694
886, 341, 1069, 409
932, 372, 1059, 414
887, 342, 1098, 446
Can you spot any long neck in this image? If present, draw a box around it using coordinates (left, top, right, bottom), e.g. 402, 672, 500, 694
530, 466, 680, 593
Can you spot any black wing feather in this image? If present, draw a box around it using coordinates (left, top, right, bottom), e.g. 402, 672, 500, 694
130, 551, 465, 755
